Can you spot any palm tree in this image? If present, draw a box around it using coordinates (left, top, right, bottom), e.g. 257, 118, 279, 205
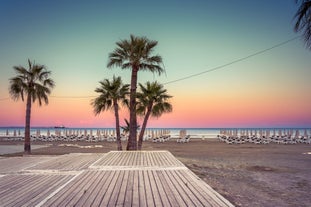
294, 0, 311, 49
9, 59, 55, 154
107, 35, 164, 150
92, 76, 129, 151
121, 118, 140, 137
136, 81, 173, 150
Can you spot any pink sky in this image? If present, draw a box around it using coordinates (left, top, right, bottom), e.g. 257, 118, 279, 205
1, 90, 310, 128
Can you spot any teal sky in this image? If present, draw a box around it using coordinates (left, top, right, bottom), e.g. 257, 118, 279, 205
0, 0, 311, 128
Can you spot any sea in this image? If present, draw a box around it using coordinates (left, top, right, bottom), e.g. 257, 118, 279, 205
0, 127, 310, 139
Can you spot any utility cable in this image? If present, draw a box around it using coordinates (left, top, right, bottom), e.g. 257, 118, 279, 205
0, 36, 300, 100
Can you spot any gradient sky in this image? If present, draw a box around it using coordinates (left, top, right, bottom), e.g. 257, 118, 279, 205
0, 0, 310, 128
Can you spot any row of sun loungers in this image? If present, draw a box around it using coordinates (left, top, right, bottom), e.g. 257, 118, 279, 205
1, 134, 128, 142
2, 133, 172, 143
177, 135, 190, 143
218, 135, 311, 144
176, 130, 191, 143
152, 135, 171, 142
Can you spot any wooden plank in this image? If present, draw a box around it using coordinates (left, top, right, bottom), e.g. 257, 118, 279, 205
20, 175, 73, 207
1, 175, 49, 206
107, 170, 125, 206
115, 169, 130, 206
43, 171, 91, 206
178, 169, 233, 207
27, 153, 103, 171
65, 171, 103, 206
100, 170, 122, 206
73, 170, 109, 207
123, 170, 134, 207
132, 170, 140, 206
77, 171, 109, 206
0, 175, 34, 195
0, 174, 73, 207
0, 156, 55, 174
174, 169, 211, 206
150, 170, 171, 207
143, 170, 156, 207
169, 170, 205, 207
90, 170, 116, 206
138, 170, 147, 207
157, 170, 186, 207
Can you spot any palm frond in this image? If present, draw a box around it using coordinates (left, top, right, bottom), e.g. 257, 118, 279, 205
294, 0, 311, 49
9, 60, 54, 105
92, 76, 129, 116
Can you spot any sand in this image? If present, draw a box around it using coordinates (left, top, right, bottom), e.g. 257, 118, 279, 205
1, 138, 311, 207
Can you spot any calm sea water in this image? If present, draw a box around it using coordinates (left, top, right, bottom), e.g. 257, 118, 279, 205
0, 127, 310, 139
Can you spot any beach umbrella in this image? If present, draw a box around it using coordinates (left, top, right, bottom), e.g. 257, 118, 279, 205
6, 129, 9, 136
304, 129, 308, 137
295, 130, 300, 138
14, 130, 17, 137
47, 129, 50, 137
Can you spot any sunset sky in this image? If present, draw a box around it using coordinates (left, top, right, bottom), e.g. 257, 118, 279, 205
0, 0, 310, 128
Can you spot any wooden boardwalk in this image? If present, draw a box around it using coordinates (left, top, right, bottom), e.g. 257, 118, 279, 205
0, 151, 234, 207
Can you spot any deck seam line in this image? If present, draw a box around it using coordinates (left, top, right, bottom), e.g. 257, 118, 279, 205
34, 170, 85, 207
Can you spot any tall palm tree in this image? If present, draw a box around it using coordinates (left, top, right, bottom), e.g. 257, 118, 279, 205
136, 81, 173, 150
107, 35, 164, 150
9, 59, 55, 154
294, 0, 311, 49
92, 76, 129, 151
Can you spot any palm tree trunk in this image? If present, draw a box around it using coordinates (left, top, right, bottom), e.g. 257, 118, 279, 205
113, 100, 122, 151
138, 103, 153, 150
127, 67, 138, 150
24, 93, 32, 154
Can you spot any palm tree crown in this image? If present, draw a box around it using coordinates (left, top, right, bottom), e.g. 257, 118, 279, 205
9, 59, 55, 105
137, 81, 173, 117
92, 76, 129, 115
294, 0, 311, 49
107, 34, 164, 74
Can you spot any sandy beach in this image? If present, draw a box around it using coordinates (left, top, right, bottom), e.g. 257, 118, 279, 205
1, 138, 311, 207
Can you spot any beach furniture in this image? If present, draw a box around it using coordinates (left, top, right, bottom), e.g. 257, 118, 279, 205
177, 130, 190, 143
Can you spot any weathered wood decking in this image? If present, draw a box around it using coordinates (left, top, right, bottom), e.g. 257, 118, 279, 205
0, 151, 234, 207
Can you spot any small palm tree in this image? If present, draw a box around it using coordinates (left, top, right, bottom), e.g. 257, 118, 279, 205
92, 76, 129, 151
9, 59, 55, 154
136, 81, 173, 150
294, 0, 311, 49
121, 119, 140, 136
121, 119, 130, 135
107, 35, 164, 150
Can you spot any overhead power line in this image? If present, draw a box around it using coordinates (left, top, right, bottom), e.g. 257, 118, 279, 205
0, 97, 10, 101
163, 36, 300, 85
0, 36, 300, 100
